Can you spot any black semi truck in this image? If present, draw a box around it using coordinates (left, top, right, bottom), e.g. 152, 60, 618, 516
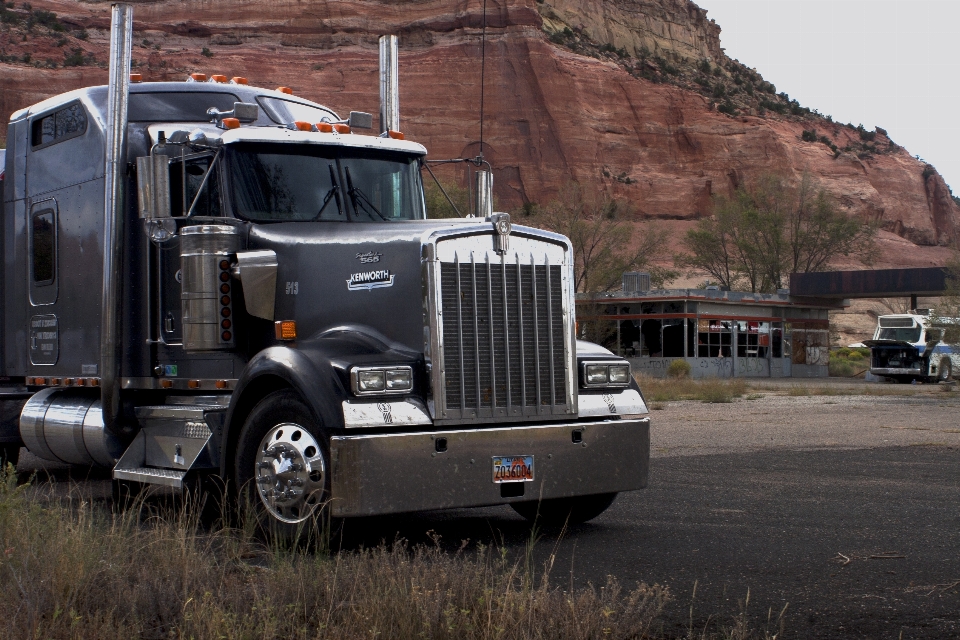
0, 4, 650, 530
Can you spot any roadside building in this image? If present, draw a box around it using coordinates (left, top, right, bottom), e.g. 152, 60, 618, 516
577, 277, 848, 378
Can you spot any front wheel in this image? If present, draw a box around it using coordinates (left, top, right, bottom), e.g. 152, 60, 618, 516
939, 358, 952, 382
234, 390, 330, 538
511, 492, 618, 526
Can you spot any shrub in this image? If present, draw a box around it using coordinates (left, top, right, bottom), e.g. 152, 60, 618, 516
201, 47, 213, 58
717, 101, 737, 116
667, 359, 691, 379
801, 129, 818, 142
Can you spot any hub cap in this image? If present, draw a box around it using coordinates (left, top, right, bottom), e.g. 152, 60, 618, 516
254, 423, 326, 523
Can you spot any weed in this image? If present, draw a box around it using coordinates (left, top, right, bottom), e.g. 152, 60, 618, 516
0, 467, 671, 638
636, 375, 746, 403
201, 46, 213, 58
786, 386, 809, 396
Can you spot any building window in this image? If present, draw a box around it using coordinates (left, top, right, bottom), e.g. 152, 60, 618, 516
698, 319, 733, 357
736, 321, 770, 357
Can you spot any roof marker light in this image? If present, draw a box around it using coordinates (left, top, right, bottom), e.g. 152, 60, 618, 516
221, 117, 241, 130
316, 122, 333, 133
209, 74, 227, 83
130, 73, 142, 83
188, 73, 207, 82
388, 130, 405, 140
230, 76, 248, 85
277, 86, 293, 95
292, 121, 312, 132
333, 123, 351, 134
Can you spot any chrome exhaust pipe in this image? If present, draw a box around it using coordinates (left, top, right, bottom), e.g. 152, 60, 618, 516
379, 35, 399, 134
100, 3, 133, 435
473, 170, 493, 218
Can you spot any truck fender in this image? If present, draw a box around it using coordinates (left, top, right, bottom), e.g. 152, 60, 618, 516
220, 346, 346, 479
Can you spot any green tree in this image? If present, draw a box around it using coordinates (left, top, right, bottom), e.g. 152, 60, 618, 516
932, 255, 960, 344
676, 173, 877, 292
528, 182, 673, 294
423, 179, 470, 219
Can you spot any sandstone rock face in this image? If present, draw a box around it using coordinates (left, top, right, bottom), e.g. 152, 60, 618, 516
1, 0, 958, 252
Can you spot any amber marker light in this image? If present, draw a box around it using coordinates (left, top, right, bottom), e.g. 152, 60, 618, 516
189, 73, 207, 82
215, 380, 228, 389
230, 77, 248, 85
316, 123, 333, 133
277, 86, 293, 94
129, 73, 142, 82
293, 121, 312, 132
161, 380, 174, 389
221, 117, 241, 130
333, 123, 351, 134
275, 320, 297, 341
210, 74, 227, 83
188, 380, 200, 389
388, 130, 405, 140
90, 378, 100, 387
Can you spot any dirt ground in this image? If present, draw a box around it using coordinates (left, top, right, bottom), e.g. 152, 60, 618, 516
14, 379, 960, 638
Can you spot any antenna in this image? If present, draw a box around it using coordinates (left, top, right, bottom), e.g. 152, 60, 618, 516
479, 0, 486, 160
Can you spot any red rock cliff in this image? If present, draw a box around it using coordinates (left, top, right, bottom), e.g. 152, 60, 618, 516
1, 0, 957, 249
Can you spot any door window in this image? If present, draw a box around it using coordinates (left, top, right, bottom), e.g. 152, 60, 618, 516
28, 201, 58, 305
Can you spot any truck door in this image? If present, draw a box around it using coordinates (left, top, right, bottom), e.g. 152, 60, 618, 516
27, 200, 59, 366
153, 151, 221, 346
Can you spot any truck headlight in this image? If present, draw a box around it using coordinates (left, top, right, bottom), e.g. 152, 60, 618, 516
352, 366, 414, 396
580, 361, 631, 388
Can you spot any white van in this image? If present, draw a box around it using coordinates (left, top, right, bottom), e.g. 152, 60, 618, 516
865, 313, 959, 383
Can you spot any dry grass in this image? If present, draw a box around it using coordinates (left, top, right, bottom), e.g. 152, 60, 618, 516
0, 469, 674, 640
637, 375, 748, 404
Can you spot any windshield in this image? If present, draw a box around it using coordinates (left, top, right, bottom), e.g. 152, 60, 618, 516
876, 327, 922, 342
226, 143, 425, 222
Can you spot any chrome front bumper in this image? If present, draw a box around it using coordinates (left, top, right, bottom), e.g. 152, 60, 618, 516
871, 367, 924, 377
328, 417, 650, 517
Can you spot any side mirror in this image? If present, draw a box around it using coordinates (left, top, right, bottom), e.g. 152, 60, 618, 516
348, 111, 373, 129
136, 155, 171, 219
233, 102, 259, 122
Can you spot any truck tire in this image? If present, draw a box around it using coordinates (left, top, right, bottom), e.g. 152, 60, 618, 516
939, 358, 952, 382
511, 492, 618, 526
234, 389, 331, 541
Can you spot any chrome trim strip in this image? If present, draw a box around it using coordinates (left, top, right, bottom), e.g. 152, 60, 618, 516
341, 398, 432, 429
121, 377, 237, 390
578, 389, 648, 417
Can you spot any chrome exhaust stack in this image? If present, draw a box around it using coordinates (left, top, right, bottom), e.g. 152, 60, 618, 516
379, 35, 399, 135
100, 3, 133, 436
473, 170, 493, 218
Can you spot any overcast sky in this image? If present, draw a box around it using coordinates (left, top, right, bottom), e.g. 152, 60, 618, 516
695, 0, 960, 193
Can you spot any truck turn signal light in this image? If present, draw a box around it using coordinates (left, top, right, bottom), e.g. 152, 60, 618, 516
275, 321, 297, 341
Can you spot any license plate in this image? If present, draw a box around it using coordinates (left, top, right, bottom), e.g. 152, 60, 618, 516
492, 455, 534, 483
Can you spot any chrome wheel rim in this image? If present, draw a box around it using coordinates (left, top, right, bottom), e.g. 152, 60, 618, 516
254, 423, 326, 524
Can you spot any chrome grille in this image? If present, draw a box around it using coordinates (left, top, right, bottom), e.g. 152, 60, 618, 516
438, 254, 570, 420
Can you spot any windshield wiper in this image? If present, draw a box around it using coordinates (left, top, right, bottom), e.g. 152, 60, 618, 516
344, 166, 388, 221
315, 164, 343, 219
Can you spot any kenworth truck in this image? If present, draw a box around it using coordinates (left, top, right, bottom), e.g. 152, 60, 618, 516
866, 312, 958, 383
0, 5, 649, 530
